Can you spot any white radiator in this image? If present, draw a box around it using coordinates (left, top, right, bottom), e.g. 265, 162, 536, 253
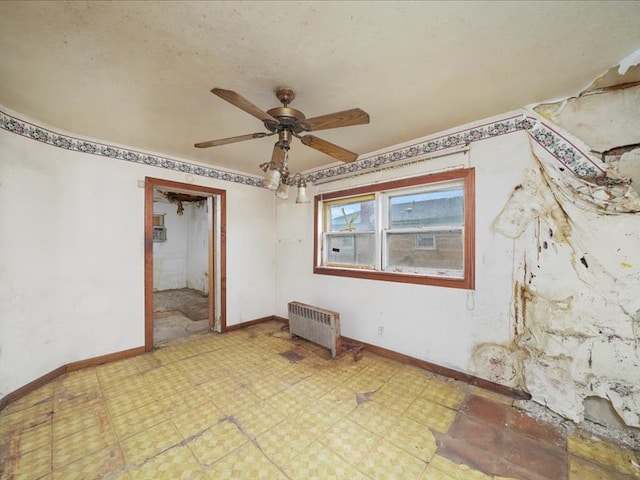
288, 301, 342, 358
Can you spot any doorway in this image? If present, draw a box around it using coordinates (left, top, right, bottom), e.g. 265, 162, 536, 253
144, 177, 226, 351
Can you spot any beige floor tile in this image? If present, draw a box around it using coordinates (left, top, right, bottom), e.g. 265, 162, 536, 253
120, 420, 182, 465
358, 439, 427, 480
172, 404, 225, 439
127, 445, 205, 480
319, 418, 380, 464
111, 396, 175, 440
348, 400, 399, 436
386, 415, 438, 462
1, 444, 51, 480
213, 387, 262, 416
319, 384, 359, 417
2, 384, 54, 416
245, 374, 289, 400
17, 421, 52, 456
53, 402, 110, 440
52, 423, 117, 470
266, 387, 313, 416
256, 418, 316, 465
51, 444, 124, 480
568, 455, 628, 480
188, 418, 248, 466
204, 442, 287, 480
422, 455, 493, 480
405, 396, 457, 433
234, 400, 286, 438
419, 378, 466, 409
285, 441, 370, 480
568, 433, 640, 477
371, 384, 417, 415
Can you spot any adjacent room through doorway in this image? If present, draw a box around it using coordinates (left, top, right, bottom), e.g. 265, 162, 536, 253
144, 177, 227, 350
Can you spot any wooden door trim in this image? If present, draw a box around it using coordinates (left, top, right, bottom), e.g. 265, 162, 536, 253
144, 177, 226, 351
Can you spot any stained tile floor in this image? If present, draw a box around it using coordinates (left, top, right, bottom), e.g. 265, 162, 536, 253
1, 321, 639, 479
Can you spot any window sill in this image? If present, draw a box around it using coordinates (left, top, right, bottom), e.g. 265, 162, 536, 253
314, 265, 474, 289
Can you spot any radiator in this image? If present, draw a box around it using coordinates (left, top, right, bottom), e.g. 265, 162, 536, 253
288, 301, 342, 358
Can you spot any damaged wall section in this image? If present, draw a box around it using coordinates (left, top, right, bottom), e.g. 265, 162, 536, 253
492, 76, 640, 429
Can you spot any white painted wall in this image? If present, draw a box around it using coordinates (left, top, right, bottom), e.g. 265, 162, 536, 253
275, 130, 531, 374
153, 201, 188, 291
186, 201, 209, 294
0, 120, 275, 398
275, 108, 640, 428
152, 200, 209, 293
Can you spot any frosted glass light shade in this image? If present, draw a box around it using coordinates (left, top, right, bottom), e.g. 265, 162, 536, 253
296, 185, 309, 203
275, 182, 289, 199
263, 169, 281, 190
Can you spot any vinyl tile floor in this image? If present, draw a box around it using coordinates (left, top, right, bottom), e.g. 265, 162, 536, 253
1, 321, 639, 479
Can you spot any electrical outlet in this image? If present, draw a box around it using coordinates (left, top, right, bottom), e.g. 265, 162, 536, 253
378, 326, 384, 337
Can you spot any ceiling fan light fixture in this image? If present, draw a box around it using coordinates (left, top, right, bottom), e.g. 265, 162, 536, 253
275, 181, 289, 199
263, 167, 281, 191
296, 176, 309, 204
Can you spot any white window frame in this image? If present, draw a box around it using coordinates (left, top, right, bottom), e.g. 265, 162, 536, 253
313, 168, 475, 290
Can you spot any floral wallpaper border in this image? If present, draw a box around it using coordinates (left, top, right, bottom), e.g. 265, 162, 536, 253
305, 114, 604, 184
0, 110, 263, 187
1, 109, 604, 187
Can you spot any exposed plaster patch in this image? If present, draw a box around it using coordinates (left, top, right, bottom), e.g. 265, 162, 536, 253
470, 343, 523, 388
534, 84, 640, 154
619, 48, 640, 75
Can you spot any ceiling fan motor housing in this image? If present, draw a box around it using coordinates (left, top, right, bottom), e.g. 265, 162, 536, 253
264, 106, 307, 135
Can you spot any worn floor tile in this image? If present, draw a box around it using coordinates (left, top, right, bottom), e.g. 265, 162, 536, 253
2, 321, 639, 480
405, 397, 457, 433
319, 418, 380, 464
187, 418, 248, 466
52, 423, 117, 470
386, 415, 438, 462
285, 441, 370, 480
568, 432, 640, 478
120, 420, 182, 465
204, 442, 287, 480
357, 439, 427, 480
126, 445, 205, 480
51, 444, 124, 480
422, 455, 493, 480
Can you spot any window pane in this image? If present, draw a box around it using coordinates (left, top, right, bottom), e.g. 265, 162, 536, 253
386, 230, 463, 274
326, 233, 375, 267
389, 187, 463, 228
328, 199, 375, 232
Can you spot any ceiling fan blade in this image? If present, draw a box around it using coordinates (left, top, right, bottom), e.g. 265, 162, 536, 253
211, 88, 278, 123
194, 132, 269, 148
271, 142, 286, 167
303, 108, 370, 132
299, 135, 359, 163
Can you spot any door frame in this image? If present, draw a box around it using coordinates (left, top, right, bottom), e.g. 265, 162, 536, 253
144, 177, 227, 351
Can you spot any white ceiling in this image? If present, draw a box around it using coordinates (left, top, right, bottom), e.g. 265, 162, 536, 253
1, 1, 639, 176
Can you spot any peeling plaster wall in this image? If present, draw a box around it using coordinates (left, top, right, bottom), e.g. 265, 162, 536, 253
495, 141, 640, 426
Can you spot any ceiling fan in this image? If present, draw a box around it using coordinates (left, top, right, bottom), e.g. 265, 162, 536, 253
195, 87, 370, 166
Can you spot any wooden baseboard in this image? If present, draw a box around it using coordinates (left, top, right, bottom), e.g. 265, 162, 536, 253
0, 316, 530, 413
0, 346, 145, 413
223, 315, 277, 332
67, 346, 146, 372
0, 365, 67, 412
342, 335, 530, 400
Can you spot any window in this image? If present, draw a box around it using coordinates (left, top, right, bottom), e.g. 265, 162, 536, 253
153, 214, 167, 242
314, 168, 474, 289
